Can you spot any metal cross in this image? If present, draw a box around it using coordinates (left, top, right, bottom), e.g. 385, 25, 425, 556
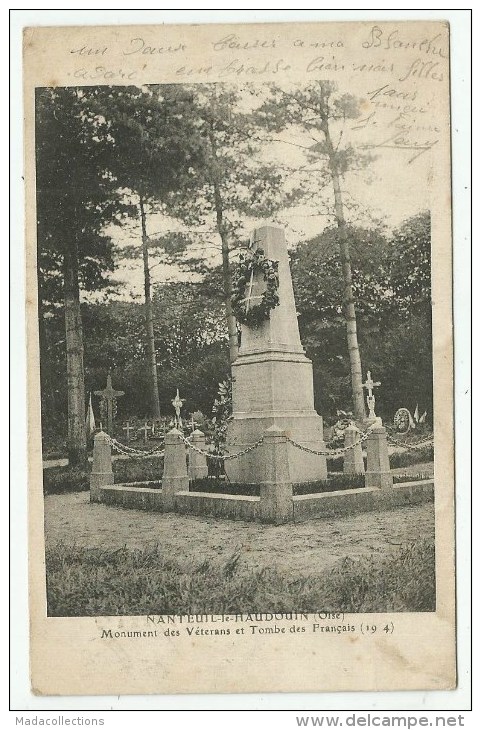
362, 371, 381, 399
172, 389, 184, 428
362, 371, 381, 419
94, 372, 124, 435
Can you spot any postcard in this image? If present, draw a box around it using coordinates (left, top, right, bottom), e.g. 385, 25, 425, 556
25, 19, 455, 695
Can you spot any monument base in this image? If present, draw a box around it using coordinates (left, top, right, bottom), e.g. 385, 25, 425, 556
226, 347, 327, 484
226, 411, 327, 484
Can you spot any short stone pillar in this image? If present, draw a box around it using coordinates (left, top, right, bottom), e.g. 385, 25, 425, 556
343, 423, 365, 475
162, 428, 189, 510
259, 426, 293, 524
188, 429, 209, 481
365, 425, 393, 489
90, 430, 114, 503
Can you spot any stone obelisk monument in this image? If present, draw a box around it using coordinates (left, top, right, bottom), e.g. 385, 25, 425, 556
226, 225, 327, 484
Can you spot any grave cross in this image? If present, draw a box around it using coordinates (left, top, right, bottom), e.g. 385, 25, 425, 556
189, 415, 200, 433
172, 389, 185, 429
362, 371, 381, 419
122, 420, 133, 443
140, 421, 151, 444
94, 372, 124, 435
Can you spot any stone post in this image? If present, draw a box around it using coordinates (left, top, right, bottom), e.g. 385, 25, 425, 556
260, 425, 293, 524
162, 428, 189, 510
365, 425, 393, 489
343, 424, 365, 475
90, 430, 113, 503
188, 429, 209, 481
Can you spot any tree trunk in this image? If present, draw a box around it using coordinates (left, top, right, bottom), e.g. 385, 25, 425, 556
212, 180, 239, 364
37, 281, 56, 413
322, 121, 366, 421
139, 196, 161, 418
207, 126, 238, 363
63, 242, 87, 465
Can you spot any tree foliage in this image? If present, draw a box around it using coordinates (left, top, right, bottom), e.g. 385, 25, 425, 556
257, 81, 377, 418
36, 87, 130, 308
36, 87, 131, 463
291, 212, 432, 421
36, 82, 433, 453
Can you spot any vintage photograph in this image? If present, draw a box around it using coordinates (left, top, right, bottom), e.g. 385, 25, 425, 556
37, 79, 436, 619
22, 17, 458, 698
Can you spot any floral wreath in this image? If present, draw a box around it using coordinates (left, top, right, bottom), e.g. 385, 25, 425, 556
231, 247, 280, 328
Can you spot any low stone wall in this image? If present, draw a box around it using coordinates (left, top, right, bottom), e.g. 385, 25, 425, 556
98, 484, 260, 520
99, 484, 163, 511
174, 491, 260, 521
293, 480, 434, 521
91, 428, 434, 523
96, 480, 433, 522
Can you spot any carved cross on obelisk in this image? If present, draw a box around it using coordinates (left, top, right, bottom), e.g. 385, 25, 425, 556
94, 372, 124, 435
362, 370, 381, 420
242, 228, 266, 313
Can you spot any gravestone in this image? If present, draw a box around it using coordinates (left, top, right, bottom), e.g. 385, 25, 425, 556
94, 372, 124, 435
226, 224, 327, 484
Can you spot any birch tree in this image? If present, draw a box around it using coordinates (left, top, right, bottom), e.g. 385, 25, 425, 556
258, 82, 375, 420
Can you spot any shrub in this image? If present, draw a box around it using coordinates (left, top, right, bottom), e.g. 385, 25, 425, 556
43, 456, 164, 495
45, 537, 435, 616
114, 456, 163, 484
190, 470, 430, 497
190, 476, 366, 496
190, 478, 258, 496
327, 444, 433, 472
327, 456, 344, 471
43, 466, 89, 495
389, 444, 434, 468
294, 474, 365, 494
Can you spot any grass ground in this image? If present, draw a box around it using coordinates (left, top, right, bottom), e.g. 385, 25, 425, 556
44, 490, 435, 616
45, 537, 435, 616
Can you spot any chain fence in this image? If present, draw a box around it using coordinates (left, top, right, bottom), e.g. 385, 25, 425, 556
106, 435, 165, 460
180, 433, 265, 461
386, 433, 434, 451
104, 426, 433, 463
181, 427, 374, 461
286, 426, 374, 457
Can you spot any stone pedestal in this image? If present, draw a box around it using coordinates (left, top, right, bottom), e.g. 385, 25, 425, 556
90, 431, 114, 503
188, 429, 209, 481
226, 225, 327, 484
259, 426, 293, 524
162, 428, 189, 510
365, 426, 393, 489
343, 424, 365, 475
